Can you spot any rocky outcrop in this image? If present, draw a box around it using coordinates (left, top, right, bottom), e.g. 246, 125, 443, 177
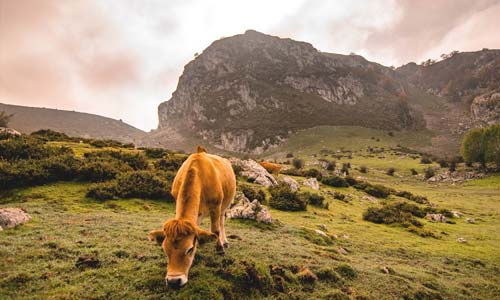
0, 208, 31, 230
427, 170, 485, 183
303, 177, 320, 190
471, 92, 500, 125
230, 158, 277, 187
425, 213, 447, 223
0, 127, 21, 136
279, 176, 299, 192
226, 192, 272, 224
156, 30, 425, 153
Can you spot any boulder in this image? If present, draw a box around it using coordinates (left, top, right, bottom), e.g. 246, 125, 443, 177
361, 195, 377, 203
226, 192, 272, 224
314, 229, 328, 237
279, 176, 299, 192
457, 237, 467, 243
451, 210, 463, 218
0, 208, 32, 230
425, 213, 447, 223
229, 158, 277, 187
0, 127, 21, 136
466, 218, 476, 224
303, 177, 320, 190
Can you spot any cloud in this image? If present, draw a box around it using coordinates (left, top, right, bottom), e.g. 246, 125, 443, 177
1, 0, 499, 130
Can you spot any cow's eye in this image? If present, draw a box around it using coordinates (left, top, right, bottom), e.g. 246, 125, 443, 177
186, 246, 194, 255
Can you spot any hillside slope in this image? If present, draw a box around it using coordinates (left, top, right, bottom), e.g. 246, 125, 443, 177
0, 103, 145, 143
157, 30, 425, 154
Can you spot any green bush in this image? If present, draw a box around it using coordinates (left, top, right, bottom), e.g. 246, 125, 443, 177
0, 136, 52, 161
303, 168, 322, 180
269, 182, 308, 211
30, 129, 75, 142
322, 176, 349, 188
286, 153, 294, 158
302, 192, 325, 207
344, 175, 357, 186
363, 202, 425, 226
83, 151, 148, 170
365, 184, 392, 198
292, 158, 304, 169
387, 168, 395, 176
424, 167, 435, 179
240, 184, 266, 203
78, 159, 132, 182
116, 171, 172, 200
420, 157, 432, 164
410, 168, 418, 175
335, 264, 357, 280
395, 191, 429, 204
143, 147, 169, 159
153, 155, 187, 172
359, 165, 367, 173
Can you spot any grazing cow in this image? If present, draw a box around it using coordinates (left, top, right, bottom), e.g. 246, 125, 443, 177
259, 161, 281, 176
148, 146, 236, 287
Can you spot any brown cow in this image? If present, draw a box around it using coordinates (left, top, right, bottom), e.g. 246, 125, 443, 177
148, 146, 236, 287
259, 161, 281, 176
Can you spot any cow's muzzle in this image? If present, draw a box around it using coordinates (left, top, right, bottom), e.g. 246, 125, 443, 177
166, 274, 187, 288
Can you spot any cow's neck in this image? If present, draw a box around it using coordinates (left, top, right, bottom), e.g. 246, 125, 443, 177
175, 175, 202, 223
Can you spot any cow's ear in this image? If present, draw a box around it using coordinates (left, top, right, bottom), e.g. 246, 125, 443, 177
196, 228, 217, 244
148, 229, 166, 245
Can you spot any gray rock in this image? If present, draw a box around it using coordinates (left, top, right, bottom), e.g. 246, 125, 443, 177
457, 237, 467, 243
425, 213, 447, 223
451, 210, 463, 218
227, 192, 272, 224
361, 195, 377, 203
279, 176, 299, 192
303, 177, 320, 190
466, 218, 476, 224
229, 158, 277, 187
0, 208, 32, 230
314, 229, 328, 237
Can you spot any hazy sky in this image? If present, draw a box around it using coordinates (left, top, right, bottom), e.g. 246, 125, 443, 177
1, 0, 499, 131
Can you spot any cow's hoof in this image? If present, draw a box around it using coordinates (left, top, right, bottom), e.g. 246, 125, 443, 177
223, 242, 229, 248
216, 244, 225, 255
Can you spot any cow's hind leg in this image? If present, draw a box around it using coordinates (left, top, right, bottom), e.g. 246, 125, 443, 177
209, 208, 224, 254
220, 214, 229, 248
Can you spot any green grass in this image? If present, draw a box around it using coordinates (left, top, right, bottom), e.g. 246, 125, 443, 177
2, 135, 500, 300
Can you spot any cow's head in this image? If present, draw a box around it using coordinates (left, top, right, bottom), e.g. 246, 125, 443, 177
149, 219, 216, 287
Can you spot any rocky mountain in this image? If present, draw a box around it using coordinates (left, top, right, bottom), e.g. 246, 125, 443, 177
0, 103, 145, 143
157, 30, 425, 153
153, 31, 499, 154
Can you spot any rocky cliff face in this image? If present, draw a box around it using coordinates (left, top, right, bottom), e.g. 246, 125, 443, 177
156, 31, 499, 153
158, 30, 424, 153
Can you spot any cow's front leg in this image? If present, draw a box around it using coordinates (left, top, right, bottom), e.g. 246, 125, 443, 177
209, 209, 224, 254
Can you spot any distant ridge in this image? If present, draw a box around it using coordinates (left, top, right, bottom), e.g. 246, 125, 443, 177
0, 102, 145, 143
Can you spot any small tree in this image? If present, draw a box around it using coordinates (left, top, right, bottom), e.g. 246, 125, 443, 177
484, 124, 500, 169
0, 111, 13, 127
461, 128, 486, 167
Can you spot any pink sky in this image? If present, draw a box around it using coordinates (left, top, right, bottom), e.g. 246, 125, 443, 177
1, 0, 499, 131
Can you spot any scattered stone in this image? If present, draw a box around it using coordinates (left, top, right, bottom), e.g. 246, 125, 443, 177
226, 192, 272, 224
279, 176, 299, 192
314, 229, 328, 238
297, 267, 317, 283
427, 170, 485, 183
342, 234, 349, 239
451, 210, 463, 218
425, 213, 447, 223
303, 177, 320, 190
75, 255, 100, 269
317, 224, 328, 231
337, 247, 348, 255
380, 266, 395, 274
457, 237, 467, 243
466, 218, 476, 224
229, 158, 277, 187
0, 208, 32, 230
361, 195, 377, 203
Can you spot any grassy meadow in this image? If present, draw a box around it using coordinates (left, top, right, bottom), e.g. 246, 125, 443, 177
1, 127, 500, 300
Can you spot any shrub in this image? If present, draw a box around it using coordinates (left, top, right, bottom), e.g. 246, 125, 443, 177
424, 167, 435, 179
0, 136, 52, 161
410, 168, 418, 175
335, 264, 357, 280
240, 184, 266, 203
116, 171, 172, 200
144, 147, 169, 159
302, 192, 325, 207
387, 168, 395, 176
84, 151, 148, 170
326, 161, 336, 171
303, 168, 322, 180
344, 175, 357, 186
359, 166, 367, 173
395, 191, 429, 204
438, 159, 449, 168
292, 158, 304, 169
333, 192, 349, 202
322, 176, 349, 188
269, 182, 308, 211
78, 159, 132, 182
420, 157, 432, 164
363, 202, 425, 227
86, 182, 117, 200
153, 155, 187, 172
449, 161, 457, 172
0, 111, 12, 127
30, 129, 73, 142
286, 153, 294, 158
365, 184, 392, 198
